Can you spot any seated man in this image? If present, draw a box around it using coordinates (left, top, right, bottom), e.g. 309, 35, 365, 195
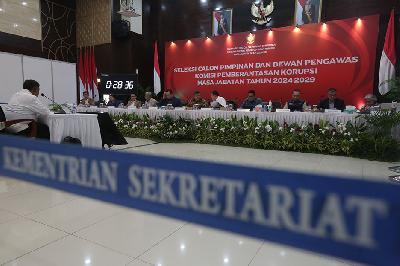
210, 90, 227, 109
126, 94, 141, 108
187, 91, 208, 108
79, 91, 95, 106
5, 79, 50, 139
143, 92, 158, 108
284, 89, 307, 112
107, 95, 123, 108
158, 90, 182, 107
241, 90, 262, 110
360, 94, 379, 113
318, 88, 345, 111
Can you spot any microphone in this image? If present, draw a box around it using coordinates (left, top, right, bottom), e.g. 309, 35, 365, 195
41, 93, 65, 114
41, 93, 55, 104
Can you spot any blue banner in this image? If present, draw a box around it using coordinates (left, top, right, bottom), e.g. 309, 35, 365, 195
0, 135, 399, 265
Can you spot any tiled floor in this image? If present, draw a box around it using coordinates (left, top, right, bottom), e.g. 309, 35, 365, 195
0, 138, 398, 266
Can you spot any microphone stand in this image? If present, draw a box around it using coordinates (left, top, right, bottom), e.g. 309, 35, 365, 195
41, 93, 66, 114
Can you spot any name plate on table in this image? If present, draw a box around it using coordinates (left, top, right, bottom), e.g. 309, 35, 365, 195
276, 109, 291, 113
174, 107, 185, 111
201, 108, 212, 111
149, 107, 158, 110
325, 109, 342, 113
237, 109, 251, 112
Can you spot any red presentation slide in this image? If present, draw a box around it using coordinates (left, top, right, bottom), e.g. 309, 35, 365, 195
165, 15, 379, 107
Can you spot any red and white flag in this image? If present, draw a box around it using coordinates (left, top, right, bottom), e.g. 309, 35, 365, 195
154, 41, 161, 95
87, 47, 93, 98
90, 47, 99, 101
78, 48, 86, 99
296, 0, 306, 25
379, 10, 397, 95
84, 47, 90, 96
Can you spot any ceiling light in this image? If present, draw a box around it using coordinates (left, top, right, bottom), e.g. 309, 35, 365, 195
32, 18, 38, 22
22, 2, 27, 6
0, 8, 3, 12
13, 23, 18, 28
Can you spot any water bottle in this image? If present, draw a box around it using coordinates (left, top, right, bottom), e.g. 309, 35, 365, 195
262, 104, 267, 112
72, 103, 77, 114
268, 100, 272, 112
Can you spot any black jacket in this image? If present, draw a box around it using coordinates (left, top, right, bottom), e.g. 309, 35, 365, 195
158, 97, 182, 107
318, 98, 345, 111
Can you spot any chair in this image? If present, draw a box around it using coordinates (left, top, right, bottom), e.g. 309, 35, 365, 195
0, 106, 37, 138
272, 101, 282, 109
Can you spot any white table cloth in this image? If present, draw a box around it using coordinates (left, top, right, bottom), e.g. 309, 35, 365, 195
78, 107, 359, 126
45, 114, 102, 148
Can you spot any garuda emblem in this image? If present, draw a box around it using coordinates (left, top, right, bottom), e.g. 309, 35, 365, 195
251, 0, 274, 25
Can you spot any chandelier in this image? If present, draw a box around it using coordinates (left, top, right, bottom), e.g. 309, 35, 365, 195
118, 0, 141, 17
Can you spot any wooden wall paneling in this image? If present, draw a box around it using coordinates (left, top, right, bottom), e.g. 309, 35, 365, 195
76, 0, 111, 47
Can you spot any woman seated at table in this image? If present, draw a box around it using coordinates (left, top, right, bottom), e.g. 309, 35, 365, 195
126, 94, 141, 109
107, 95, 124, 108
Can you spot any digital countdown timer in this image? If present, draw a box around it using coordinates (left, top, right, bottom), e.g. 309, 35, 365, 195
100, 74, 138, 95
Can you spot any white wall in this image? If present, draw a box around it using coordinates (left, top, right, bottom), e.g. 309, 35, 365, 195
0, 51, 77, 104
0, 52, 23, 103
52, 61, 77, 104
23, 56, 53, 100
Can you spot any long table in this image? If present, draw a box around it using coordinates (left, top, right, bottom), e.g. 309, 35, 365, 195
77, 106, 360, 126
45, 114, 102, 148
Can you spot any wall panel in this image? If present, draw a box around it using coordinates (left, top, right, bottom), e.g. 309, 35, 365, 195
0, 52, 23, 103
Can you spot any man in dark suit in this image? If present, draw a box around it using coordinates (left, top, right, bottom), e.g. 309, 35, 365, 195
158, 90, 182, 107
284, 89, 307, 112
241, 90, 262, 110
107, 95, 123, 108
318, 88, 345, 111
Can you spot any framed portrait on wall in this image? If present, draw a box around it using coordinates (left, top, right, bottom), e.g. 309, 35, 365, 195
212, 9, 233, 36
294, 0, 323, 25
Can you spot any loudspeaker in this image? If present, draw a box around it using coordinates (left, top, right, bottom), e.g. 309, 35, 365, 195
112, 19, 131, 39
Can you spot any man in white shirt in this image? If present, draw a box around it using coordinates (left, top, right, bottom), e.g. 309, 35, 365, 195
5, 80, 50, 138
210, 90, 227, 109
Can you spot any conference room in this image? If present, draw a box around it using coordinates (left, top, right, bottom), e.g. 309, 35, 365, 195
0, 0, 399, 265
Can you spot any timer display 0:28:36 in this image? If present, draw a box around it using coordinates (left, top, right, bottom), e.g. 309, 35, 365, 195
105, 80, 135, 90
